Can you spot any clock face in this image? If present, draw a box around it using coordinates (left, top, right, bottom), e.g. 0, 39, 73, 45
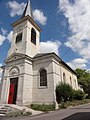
17, 26, 23, 32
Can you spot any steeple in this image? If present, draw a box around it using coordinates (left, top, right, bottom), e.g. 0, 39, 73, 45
8, 0, 41, 58
21, 0, 33, 18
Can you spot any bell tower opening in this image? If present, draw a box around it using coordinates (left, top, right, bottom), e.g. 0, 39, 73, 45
31, 28, 36, 45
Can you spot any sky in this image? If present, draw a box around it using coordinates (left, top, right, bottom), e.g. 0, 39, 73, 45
0, 0, 90, 80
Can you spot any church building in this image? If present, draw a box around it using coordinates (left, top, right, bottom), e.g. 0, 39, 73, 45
0, 0, 79, 105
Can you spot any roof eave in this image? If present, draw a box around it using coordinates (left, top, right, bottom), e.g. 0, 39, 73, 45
11, 15, 42, 32
33, 52, 76, 75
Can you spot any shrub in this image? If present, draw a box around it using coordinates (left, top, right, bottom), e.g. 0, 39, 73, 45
56, 83, 73, 103
73, 90, 85, 100
59, 102, 67, 109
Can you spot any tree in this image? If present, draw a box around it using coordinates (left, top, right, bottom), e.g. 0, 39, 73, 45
75, 68, 90, 98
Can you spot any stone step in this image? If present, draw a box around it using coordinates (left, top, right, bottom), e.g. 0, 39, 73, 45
0, 104, 17, 117
4, 106, 10, 108
0, 106, 11, 116
0, 113, 6, 117
1, 107, 11, 110
0, 107, 9, 115
0, 111, 7, 114
1, 107, 8, 110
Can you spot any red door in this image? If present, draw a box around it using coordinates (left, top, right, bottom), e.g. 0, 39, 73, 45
8, 84, 15, 104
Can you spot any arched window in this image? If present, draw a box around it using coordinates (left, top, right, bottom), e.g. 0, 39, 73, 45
63, 73, 66, 83
40, 69, 47, 86
31, 28, 36, 45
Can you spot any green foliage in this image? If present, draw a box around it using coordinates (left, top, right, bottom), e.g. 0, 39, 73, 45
75, 69, 90, 79
23, 111, 32, 116
31, 104, 55, 112
59, 102, 67, 109
72, 90, 86, 100
56, 83, 73, 103
75, 68, 90, 98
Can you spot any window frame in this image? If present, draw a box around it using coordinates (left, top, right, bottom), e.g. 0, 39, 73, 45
38, 68, 47, 89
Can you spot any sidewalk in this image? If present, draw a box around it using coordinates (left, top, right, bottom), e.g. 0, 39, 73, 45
0, 104, 44, 116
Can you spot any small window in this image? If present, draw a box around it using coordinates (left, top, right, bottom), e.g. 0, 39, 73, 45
16, 33, 22, 43
70, 77, 72, 86
40, 69, 47, 86
63, 73, 66, 83
31, 28, 36, 45
74, 79, 76, 87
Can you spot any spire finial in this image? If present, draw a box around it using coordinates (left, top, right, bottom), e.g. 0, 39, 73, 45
21, 0, 33, 18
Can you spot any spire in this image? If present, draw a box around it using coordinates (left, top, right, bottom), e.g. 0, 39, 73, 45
21, 0, 33, 18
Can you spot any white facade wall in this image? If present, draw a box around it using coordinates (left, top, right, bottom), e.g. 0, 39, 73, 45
33, 57, 55, 104
60, 64, 78, 90
0, 57, 33, 105
52, 59, 62, 103
51, 58, 78, 99
22, 60, 33, 105
32, 56, 78, 105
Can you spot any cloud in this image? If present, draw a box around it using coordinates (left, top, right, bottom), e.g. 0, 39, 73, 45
0, 34, 6, 46
67, 58, 87, 70
7, 1, 26, 17
7, 31, 13, 43
59, 0, 90, 61
0, 29, 13, 46
1, 28, 7, 35
0, 28, 8, 46
7, 1, 47, 25
40, 40, 61, 55
33, 9, 47, 25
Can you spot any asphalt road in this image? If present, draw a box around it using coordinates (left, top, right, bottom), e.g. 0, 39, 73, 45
1, 103, 90, 120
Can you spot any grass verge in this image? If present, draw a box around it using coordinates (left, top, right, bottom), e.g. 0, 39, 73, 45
30, 104, 55, 112
6, 110, 32, 117
59, 99, 90, 109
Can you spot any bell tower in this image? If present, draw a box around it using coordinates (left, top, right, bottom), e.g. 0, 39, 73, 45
8, 0, 41, 58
